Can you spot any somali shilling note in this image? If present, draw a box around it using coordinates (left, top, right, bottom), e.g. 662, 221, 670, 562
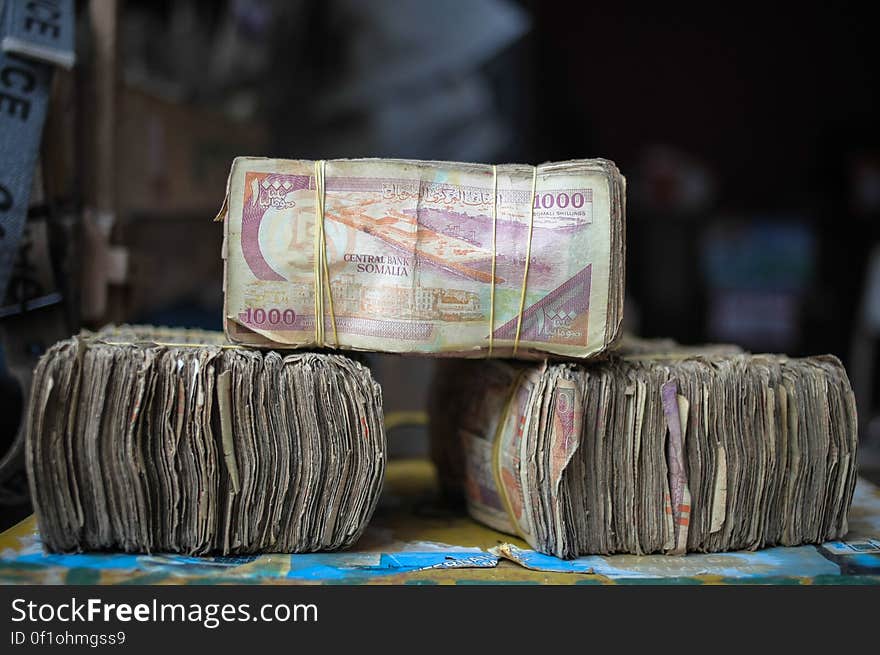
218, 157, 625, 359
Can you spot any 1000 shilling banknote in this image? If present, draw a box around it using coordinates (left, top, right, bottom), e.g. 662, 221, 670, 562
219, 157, 625, 358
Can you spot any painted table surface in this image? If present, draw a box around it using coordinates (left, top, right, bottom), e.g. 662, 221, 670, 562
1, 460, 879, 585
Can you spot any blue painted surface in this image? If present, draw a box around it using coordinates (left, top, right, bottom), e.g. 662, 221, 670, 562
2, 537, 498, 582
14, 552, 142, 571
4, 521, 879, 583
284, 551, 497, 580
495, 543, 844, 579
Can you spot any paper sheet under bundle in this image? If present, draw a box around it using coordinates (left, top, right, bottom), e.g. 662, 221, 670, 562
25, 328, 386, 555
88, 324, 233, 345
219, 157, 625, 359
431, 349, 858, 558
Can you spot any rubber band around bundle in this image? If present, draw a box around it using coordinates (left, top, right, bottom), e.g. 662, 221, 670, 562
488, 165, 498, 356
313, 160, 339, 348
490, 370, 529, 541
487, 165, 538, 357
512, 166, 538, 357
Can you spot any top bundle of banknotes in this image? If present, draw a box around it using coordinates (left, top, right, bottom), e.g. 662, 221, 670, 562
219, 157, 625, 359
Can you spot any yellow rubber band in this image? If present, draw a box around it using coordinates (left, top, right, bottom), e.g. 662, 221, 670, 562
383, 410, 429, 431
313, 161, 323, 346
317, 161, 339, 347
490, 371, 528, 541
488, 164, 498, 357
314, 160, 339, 347
512, 166, 537, 356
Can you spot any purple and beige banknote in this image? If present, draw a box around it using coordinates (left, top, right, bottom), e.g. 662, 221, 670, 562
218, 158, 625, 359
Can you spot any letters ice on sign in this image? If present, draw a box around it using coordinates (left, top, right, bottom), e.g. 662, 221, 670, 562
1, 0, 76, 69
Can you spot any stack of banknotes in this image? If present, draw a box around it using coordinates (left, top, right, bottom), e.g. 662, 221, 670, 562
429, 341, 858, 558
26, 327, 386, 554
428, 335, 746, 503
219, 157, 626, 359
23, 155, 863, 562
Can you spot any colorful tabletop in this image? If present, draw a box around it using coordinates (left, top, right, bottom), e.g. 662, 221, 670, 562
2, 460, 878, 585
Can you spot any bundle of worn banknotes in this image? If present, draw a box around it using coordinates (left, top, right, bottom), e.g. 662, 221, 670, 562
27, 326, 385, 554
25, 157, 859, 559
429, 339, 858, 557
219, 157, 626, 359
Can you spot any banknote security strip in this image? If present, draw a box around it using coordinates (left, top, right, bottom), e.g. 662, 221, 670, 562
218, 157, 625, 359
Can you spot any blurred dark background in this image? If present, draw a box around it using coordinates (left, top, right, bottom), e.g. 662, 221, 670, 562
2, 0, 880, 528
